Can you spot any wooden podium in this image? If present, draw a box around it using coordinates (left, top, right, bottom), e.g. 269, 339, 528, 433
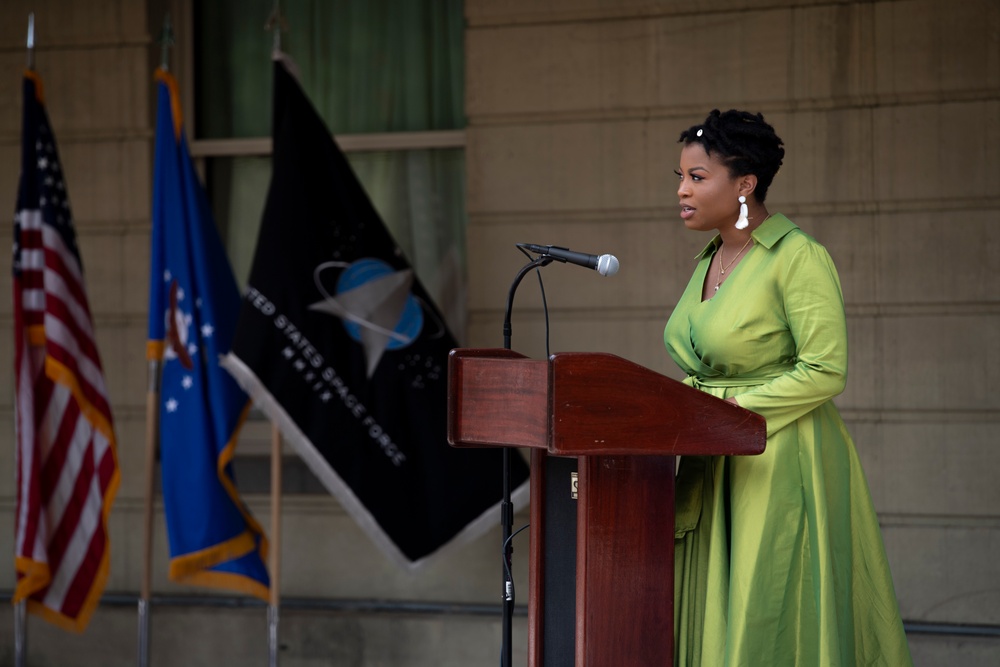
447, 348, 766, 666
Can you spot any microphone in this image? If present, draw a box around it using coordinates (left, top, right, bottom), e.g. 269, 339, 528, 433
519, 244, 620, 276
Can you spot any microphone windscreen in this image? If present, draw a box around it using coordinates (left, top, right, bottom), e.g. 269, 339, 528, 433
597, 254, 619, 276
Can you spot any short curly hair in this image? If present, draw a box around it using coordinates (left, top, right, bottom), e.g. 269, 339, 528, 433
679, 109, 785, 203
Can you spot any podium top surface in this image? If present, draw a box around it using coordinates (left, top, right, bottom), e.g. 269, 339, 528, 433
447, 348, 765, 457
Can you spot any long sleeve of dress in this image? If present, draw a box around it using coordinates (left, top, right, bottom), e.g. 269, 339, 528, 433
733, 242, 848, 437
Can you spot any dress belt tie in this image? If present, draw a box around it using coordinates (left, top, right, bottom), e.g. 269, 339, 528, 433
689, 363, 793, 390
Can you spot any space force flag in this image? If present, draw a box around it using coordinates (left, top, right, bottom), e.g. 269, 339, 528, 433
221, 55, 530, 569
148, 69, 269, 598
13, 69, 120, 632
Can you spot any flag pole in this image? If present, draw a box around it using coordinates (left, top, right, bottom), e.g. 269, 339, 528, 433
265, 0, 286, 55
25, 12, 34, 70
139, 359, 160, 667
159, 12, 174, 72
15, 19, 34, 667
268, 423, 283, 667
138, 18, 173, 667
264, 6, 285, 663
14, 598, 27, 667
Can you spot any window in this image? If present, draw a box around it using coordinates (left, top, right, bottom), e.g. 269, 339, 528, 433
186, 0, 467, 338
177, 0, 467, 491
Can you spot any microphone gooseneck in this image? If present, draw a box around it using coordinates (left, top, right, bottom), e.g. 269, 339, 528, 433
499, 251, 554, 667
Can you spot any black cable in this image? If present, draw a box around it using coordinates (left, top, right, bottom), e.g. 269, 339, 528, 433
515, 245, 552, 358
502, 523, 531, 599
499, 523, 530, 667
536, 269, 550, 358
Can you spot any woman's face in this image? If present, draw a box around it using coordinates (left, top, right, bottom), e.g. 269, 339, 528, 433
675, 142, 743, 232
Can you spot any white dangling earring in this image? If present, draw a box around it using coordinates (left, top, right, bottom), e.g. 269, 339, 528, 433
735, 195, 749, 229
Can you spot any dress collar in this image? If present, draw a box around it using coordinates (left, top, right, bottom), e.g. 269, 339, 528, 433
694, 213, 798, 259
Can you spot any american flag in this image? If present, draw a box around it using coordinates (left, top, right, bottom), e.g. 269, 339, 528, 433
12, 70, 120, 633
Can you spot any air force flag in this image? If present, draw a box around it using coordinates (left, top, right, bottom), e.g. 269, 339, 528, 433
149, 69, 269, 597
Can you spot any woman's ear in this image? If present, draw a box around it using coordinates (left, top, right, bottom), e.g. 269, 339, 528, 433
738, 174, 758, 198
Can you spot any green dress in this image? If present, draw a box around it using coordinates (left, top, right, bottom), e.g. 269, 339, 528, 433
664, 214, 912, 667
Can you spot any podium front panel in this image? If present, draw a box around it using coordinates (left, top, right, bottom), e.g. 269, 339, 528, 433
576, 455, 675, 665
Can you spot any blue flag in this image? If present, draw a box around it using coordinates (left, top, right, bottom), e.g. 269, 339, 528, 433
148, 69, 269, 598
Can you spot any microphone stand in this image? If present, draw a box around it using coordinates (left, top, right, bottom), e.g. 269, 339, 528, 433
499, 254, 553, 667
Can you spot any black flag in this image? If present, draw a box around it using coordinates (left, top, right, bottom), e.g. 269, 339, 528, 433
223, 55, 529, 568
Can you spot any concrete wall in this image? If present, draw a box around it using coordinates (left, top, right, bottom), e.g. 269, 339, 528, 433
464, 0, 1000, 665
0, 0, 997, 665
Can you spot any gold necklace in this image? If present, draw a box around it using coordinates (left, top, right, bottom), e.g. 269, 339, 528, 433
714, 237, 752, 292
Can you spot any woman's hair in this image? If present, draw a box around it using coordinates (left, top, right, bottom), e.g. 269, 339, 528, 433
679, 109, 785, 203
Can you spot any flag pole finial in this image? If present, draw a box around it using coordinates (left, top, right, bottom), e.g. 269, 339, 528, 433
159, 12, 174, 71
26, 13, 35, 70
265, 1, 287, 55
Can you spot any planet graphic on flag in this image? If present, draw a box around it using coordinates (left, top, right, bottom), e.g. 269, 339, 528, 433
309, 258, 437, 377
